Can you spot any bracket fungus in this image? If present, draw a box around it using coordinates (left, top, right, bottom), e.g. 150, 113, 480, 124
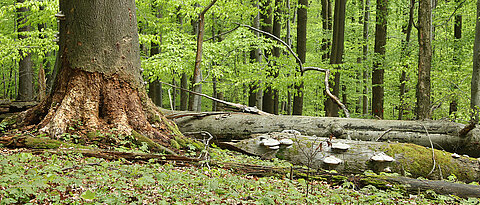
323, 155, 343, 165
331, 142, 350, 152
370, 152, 395, 162
279, 138, 294, 146
259, 138, 281, 150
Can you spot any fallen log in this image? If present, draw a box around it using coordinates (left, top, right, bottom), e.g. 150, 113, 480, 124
174, 112, 480, 157
219, 132, 480, 182
0, 100, 38, 121
219, 162, 480, 199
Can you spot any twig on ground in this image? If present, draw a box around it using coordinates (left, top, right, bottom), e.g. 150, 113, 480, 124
376, 128, 392, 141
422, 125, 436, 177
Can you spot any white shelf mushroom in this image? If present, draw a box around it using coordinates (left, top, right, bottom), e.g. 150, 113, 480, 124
451, 153, 461, 158
268, 145, 280, 150
323, 155, 343, 165
260, 138, 280, 147
371, 152, 395, 162
331, 143, 350, 151
279, 138, 294, 146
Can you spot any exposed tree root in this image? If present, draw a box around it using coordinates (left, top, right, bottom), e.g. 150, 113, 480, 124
12, 67, 181, 153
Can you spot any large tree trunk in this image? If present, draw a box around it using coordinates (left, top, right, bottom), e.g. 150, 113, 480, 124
325, 0, 345, 117
472, 0, 480, 109
16, 0, 178, 150
173, 112, 480, 157
223, 133, 480, 182
417, 0, 432, 119
16, 0, 34, 101
293, 0, 307, 115
372, 0, 387, 119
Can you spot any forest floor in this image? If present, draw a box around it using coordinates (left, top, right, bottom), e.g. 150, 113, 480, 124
1, 145, 479, 204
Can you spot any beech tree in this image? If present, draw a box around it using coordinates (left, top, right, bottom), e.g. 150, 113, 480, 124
472, 0, 480, 109
325, 0, 346, 117
417, 0, 432, 119
372, 0, 387, 119
17, 0, 178, 148
293, 0, 307, 115
16, 0, 34, 101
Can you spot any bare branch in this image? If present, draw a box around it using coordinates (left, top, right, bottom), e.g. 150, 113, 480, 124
159, 81, 272, 116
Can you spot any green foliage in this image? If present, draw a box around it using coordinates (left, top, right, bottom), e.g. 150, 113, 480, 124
0, 150, 476, 204
0, 0, 476, 120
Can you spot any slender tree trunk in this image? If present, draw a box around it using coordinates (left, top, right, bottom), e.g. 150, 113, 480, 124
325, 0, 346, 117
148, 35, 163, 107
261, 0, 274, 113
362, 0, 370, 115
450, 0, 462, 118
249, 0, 262, 109
321, 0, 332, 61
372, 0, 387, 119
148, 5, 163, 107
399, 0, 415, 120
180, 74, 188, 110
417, 0, 432, 120
271, 0, 282, 115
192, 14, 205, 112
16, 0, 34, 101
286, 0, 292, 115
293, 0, 308, 115
472, 0, 480, 109
191, 0, 217, 112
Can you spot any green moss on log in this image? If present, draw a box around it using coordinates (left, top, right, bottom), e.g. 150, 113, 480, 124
131, 130, 176, 155
383, 143, 478, 182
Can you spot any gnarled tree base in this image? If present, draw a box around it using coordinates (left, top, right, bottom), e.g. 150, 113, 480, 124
11, 68, 180, 153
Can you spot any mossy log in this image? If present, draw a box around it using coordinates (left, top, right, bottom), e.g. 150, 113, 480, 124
174, 112, 480, 157
221, 132, 480, 183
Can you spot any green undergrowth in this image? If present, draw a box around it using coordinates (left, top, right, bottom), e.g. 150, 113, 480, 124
1, 149, 478, 204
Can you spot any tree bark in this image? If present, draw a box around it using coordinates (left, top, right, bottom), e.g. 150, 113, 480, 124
325, 0, 346, 117
362, 0, 370, 115
248, 0, 262, 109
399, 0, 415, 120
192, 0, 218, 112
15, 0, 180, 150
216, 161, 480, 198
451, 0, 462, 118
293, 0, 308, 115
471, 0, 480, 109
16, 0, 34, 102
174, 112, 480, 157
372, 0, 387, 119
260, 0, 274, 113
417, 0, 432, 119
148, 31, 163, 107
321, 0, 332, 61
271, 0, 282, 115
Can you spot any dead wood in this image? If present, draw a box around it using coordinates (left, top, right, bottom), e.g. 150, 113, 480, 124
174, 112, 480, 157
28, 149, 199, 162
220, 132, 480, 182
159, 81, 271, 115
217, 162, 480, 198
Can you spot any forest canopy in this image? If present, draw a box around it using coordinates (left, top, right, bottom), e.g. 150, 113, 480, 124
0, 0, 478, 121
